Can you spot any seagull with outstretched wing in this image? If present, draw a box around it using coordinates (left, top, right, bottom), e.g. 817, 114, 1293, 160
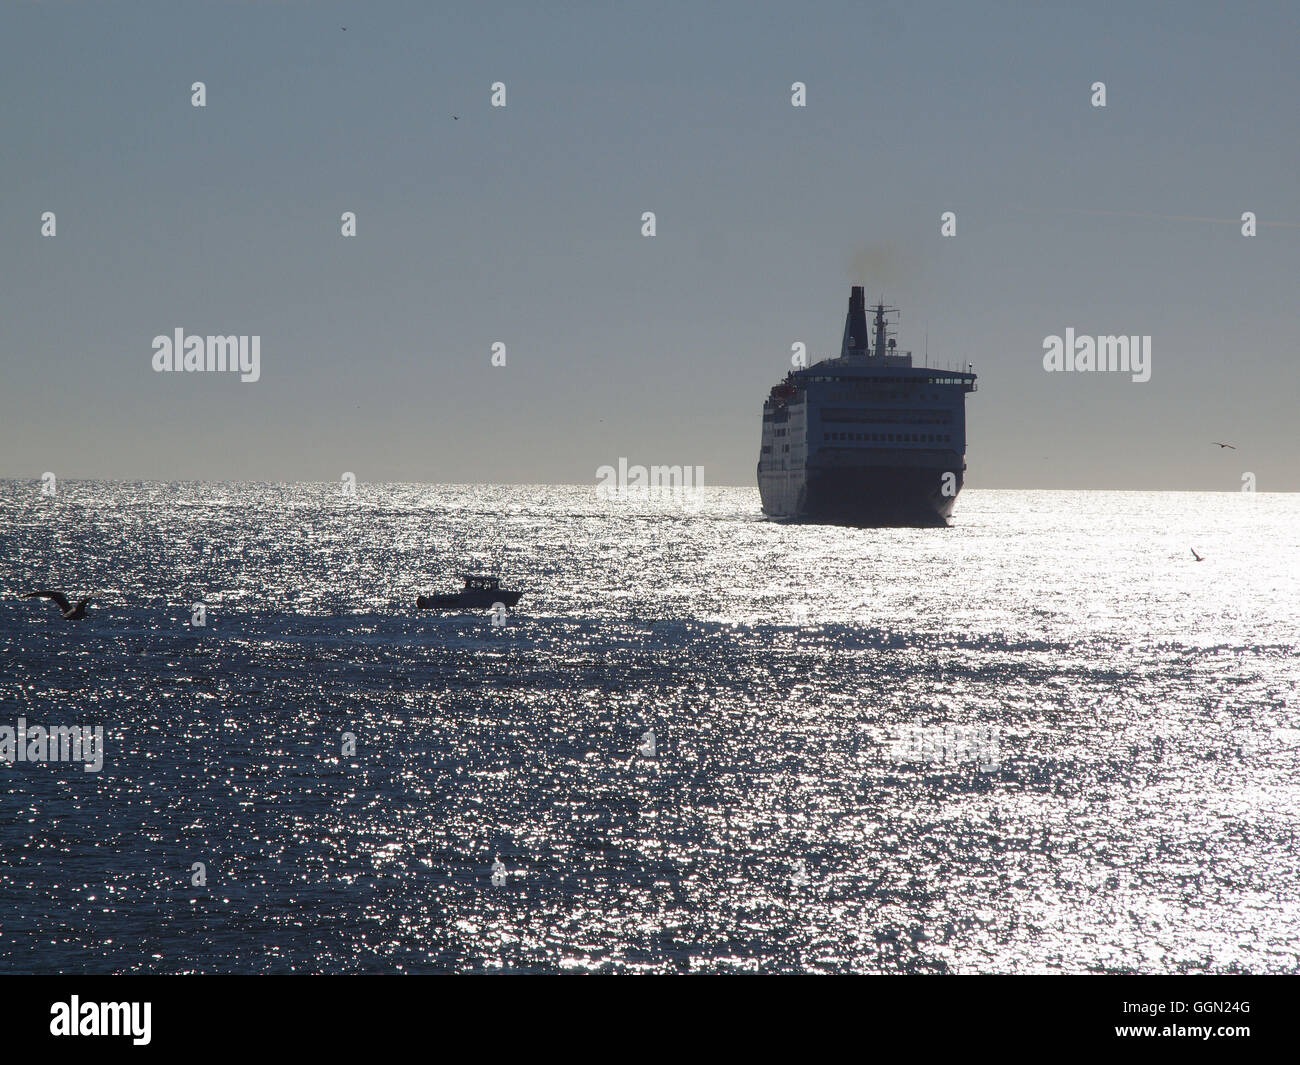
1190, 549, 1205, 562
1211, 442, 1236, 449
23, 589, 93, 619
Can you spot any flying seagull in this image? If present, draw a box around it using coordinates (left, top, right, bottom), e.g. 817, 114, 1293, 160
23, 589, 93, 619
1211, 442, 1236, 449
1190, 549, 1205, 562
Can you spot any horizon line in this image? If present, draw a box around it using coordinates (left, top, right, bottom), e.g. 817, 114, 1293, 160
0, 477, 1294, 495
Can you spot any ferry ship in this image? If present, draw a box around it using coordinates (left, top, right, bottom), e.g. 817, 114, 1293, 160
757, 286, 977, 526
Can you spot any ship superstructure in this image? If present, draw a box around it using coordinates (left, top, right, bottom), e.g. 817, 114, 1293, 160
757, 286, 976, 525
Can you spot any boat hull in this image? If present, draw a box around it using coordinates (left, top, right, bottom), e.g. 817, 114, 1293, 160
416, 590, 523, 610
759, 458, 963, 527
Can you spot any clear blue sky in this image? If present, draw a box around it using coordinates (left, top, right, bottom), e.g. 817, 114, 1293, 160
2, 0, 1296, 489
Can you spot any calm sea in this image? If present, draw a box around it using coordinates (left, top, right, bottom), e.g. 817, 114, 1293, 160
1, 482, 1297, 973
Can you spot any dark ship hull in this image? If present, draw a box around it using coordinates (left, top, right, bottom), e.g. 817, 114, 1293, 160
759, 462, 963, 527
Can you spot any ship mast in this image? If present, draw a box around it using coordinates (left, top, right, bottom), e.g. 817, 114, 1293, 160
872, 301, 899, 359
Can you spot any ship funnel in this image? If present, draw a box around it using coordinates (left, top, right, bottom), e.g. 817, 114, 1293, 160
841, 286, 869, 357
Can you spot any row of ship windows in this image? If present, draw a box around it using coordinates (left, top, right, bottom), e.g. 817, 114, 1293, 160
823, 392, 950, 402
826, 431, 952, 444
824, 410, 955, 425
764, 392, 952, 416
762, 432, 952, 453
769, 421, 956, 436
806, 376, 969, 386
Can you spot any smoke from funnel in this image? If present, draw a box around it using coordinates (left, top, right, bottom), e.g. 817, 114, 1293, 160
848, 241, 913, 296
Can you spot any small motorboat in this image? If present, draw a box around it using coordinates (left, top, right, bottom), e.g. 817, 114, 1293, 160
416, 574, 523, 610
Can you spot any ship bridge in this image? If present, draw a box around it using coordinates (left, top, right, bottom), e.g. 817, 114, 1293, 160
796, 285, 976, 389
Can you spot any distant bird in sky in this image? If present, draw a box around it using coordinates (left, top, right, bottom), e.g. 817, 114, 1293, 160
1211, 441, 1236, 449
23, 589, 93, 619
1190, 549, 1205, 562
341, 26, 347, 31
452, 115, 459, 120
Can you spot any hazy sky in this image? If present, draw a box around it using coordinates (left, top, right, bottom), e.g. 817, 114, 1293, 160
2, 1, 1296, 490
